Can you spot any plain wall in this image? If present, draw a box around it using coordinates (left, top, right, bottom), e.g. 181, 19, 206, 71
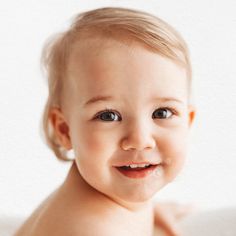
0, 0, 236, 217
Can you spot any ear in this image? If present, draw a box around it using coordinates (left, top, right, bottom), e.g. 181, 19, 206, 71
187, 105, 196, 128
49, 107, 72, 150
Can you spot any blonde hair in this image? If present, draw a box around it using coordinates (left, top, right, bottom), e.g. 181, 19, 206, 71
40, 7, 192, 161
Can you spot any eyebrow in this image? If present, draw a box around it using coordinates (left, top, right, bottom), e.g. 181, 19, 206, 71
154, 97, 184, 104
84, 95, 114, 106
83, 95, 184, 107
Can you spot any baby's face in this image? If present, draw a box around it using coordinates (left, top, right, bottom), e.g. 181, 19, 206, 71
62, 39, 194, 205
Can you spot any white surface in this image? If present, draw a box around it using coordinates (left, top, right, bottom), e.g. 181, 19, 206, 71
179, 207, 236, 236
0, 217, 24, 236
0, 0, 236, 217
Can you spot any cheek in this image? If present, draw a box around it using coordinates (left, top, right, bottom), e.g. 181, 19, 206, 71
159, 128, 189, 181
71, 124, 116, 161
71, 124, 119, 192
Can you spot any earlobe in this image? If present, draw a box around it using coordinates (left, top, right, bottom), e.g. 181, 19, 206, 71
188, 105, 196, 127
49, 107, 72, 150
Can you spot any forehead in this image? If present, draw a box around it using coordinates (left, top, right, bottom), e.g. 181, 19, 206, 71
66, 38, 188, 105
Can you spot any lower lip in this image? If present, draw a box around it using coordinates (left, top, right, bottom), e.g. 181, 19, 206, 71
115, 165, 159, 179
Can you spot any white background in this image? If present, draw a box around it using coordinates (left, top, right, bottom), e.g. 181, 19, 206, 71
0, 0, 236, 218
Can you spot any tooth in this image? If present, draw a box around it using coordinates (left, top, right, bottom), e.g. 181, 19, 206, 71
129, 164, 138, 168
138, 164, 147, 168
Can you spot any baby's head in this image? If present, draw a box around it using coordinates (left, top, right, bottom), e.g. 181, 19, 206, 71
41, 7, 195, 204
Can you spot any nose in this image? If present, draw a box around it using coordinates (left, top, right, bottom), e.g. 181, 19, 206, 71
120, 121, 156, 151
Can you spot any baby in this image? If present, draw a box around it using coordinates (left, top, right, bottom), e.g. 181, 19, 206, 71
14, 7, 195, 236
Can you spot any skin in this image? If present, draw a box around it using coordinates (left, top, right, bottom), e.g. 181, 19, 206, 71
14, 38, 195, 236
154, 201, 196, 235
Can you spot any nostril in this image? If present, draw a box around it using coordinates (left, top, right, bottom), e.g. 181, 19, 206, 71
121, 139, 156, 151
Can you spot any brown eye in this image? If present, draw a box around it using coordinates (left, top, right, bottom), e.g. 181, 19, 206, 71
97, 111, 121, 122
152, 108, 173, 119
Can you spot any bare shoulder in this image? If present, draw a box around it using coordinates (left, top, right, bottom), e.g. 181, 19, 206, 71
13, 188, 61, 236
14, 197, 116, 236
14, 189, 86, 235
13, 187, 116, 236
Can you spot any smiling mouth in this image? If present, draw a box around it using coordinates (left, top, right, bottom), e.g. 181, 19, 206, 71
115, 164, 160, 179
118, 164, 153, 170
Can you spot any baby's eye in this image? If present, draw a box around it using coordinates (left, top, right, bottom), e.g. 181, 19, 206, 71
152, 108, 173, 119
95, 110, 121, 122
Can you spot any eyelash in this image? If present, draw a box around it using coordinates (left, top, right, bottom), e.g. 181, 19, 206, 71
93, 108, 121, 122
93, 107, 178, 122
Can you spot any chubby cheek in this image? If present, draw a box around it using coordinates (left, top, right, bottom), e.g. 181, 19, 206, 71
71, 124, 116, 173
160, 129, 189, 182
